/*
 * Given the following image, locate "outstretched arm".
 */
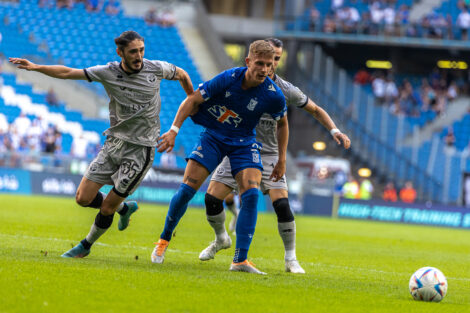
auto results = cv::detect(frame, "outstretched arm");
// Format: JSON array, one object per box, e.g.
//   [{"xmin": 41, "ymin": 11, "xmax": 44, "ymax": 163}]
[
  {"xmin": 270, "ymin": 115, "xmax": 289, "ymax": 182},
  {"xmin": 174, "ymin": 67, "xmax": 194, "ymax": 96},
  {"xmin": 303, "ymin": 99, "xmax": 351, "ymax": 149},
  {"xmin": 9, "ymin": 58, "xmax": 86, "ymax": 80},
  {"xmin": 157, "ymin": 90, "xmax": 204, "ymax": 153}
]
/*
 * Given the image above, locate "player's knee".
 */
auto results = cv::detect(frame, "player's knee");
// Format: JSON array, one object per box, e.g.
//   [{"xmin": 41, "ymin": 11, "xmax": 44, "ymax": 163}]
[
  {"xmin": 225, "ymin": 193, "xmax": 234, "ymax": 206},
  {"xmin": 100, "ymin": 204, "xmax": 116, "ymax": 216},
  {"xmin": 205, "ymin": 193, "xmax": 224, "ymax": 216},
  {"xmin": 273, "ymin": 198, "xmax": 294, "ymax": 223},
  {"xmin": 75, "ymin": 191, "xmax": 92, "ymax": 207}
]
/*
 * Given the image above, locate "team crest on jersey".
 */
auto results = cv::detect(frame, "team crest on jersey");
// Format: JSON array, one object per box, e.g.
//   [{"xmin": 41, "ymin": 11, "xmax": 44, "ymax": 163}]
[
  {"xmin": 208, "ymin": 105, "xmax": 242, "ymax": 127},
  {"xmin": 247, "ymin": 98, "xmax": 258, "ymax": 111},
  {"xmin": 225, "ymin": 91, "xmax": 231, "ymax": 98},
  {"xmin": 147, "ymin": 74, "xmax": 157, "ymax": 83},
  {"xmin": 268, "ymin": 84, "xmax": 276, "ymax": 92},
  {"xmin": 216, "ymin": 166, "xmax": 225, "ymax": 175}
]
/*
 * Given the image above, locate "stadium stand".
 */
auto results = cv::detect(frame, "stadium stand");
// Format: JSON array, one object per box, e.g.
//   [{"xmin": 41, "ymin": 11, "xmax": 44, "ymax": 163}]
[{"xmin": 0, "ymin": 0, "xmax": 204, "ymax": 169}]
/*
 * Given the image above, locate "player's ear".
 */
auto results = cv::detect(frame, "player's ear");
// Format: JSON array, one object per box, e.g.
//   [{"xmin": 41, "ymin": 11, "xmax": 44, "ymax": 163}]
[
  {"xmin": 245, "ymin": 56, "xmax": 250, "ymax": 67},
  {"xmin": 116, "ymin": 48, "xmax": 122, "ymax": 58}
]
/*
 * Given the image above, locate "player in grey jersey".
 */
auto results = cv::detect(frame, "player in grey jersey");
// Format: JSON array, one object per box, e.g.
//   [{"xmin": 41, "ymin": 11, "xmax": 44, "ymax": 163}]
[
  {"xmin": 9, "ymin": 31, "xmax": 194, "ymax": 258},
  {"xmin": 199, "ymin": 38, "xmax": 351, "ymax": 273}
]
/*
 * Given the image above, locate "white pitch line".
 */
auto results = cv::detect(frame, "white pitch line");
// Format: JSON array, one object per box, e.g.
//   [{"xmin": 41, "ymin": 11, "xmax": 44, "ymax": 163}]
[{"xmin": 1, "ymin": 232, "xmax": 469, "ymax": 282}]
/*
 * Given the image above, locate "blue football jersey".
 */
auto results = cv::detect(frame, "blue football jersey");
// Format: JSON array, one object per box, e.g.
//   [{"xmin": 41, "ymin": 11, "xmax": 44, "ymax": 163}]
[{"xmin": 191, "ymin": 67, "xmax": 287, "ymax": 146}]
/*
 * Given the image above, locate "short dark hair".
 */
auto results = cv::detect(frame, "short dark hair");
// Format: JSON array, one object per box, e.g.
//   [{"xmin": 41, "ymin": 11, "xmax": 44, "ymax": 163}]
[
  {"xmin": 114, "ymin": 31, "xmax": 144, "ymax": 50},
  {"xmin": 265, "ymin": 37, "xmax": 283, "ymax": 48}
]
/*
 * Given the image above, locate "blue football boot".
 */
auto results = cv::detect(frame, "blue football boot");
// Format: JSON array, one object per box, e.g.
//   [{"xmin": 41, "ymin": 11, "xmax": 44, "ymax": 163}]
[
  {"xmin": 61, "ymin": 242, "xmax": 90, "ymax": 258},
  {"xmin": 118, "ymin": 201, "xmax": 139, "ymax": 231}
]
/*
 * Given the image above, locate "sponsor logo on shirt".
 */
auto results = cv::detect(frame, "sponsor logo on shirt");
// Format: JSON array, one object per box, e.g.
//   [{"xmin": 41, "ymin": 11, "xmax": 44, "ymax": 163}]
[
  {"xmin": 247, "ymin": 98, "xmax": 258, "ymax": 111},
  {"xmin": 208, "ymin": 105, "xmax": 242, "ymax": 127},
  {"xmin": 268, "ymin": 84, "xmax": 276, "ymax": 92},
  {"xmin": 192, "ymin": 150, "xmax": 204, "ymax": 158}
]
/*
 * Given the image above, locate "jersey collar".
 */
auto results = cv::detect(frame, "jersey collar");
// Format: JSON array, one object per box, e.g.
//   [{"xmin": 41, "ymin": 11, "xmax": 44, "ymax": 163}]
[{"xmin": 119, "ymin": 61, "xmax": 144, "ymax": 76}]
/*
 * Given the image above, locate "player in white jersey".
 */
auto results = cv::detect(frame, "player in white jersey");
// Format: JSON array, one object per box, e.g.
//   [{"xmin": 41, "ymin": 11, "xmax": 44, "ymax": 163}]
[
  {"xmin": 9, "ymin": 31, "xmax": 194, "ymax": 258},
  {"xmin": 199, "ymin": 38, "xmax": 351, "ymax": 273}
]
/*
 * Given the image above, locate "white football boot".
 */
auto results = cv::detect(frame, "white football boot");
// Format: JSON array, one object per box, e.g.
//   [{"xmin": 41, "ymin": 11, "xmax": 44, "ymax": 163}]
[
  {"xmin": 199, "ymin": 235, "xmax": 232, "ymax": 261},
  {"xmin": 285, "ymin": 259, "xmax": 306, "ymax": 274}
]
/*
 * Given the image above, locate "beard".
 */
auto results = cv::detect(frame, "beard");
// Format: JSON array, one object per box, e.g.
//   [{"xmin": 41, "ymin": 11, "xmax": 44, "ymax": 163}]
[{"xmin": 123, "ymin": 56, "xmax": 143, "ymax": 73}]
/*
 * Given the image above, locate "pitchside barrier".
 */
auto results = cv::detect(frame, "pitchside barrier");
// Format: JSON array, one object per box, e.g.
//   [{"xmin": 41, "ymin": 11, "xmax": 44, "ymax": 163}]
[
  {"xmin": 280, "ymin": 194, "xmax": 470, "ymax": 229},
  {"xmin": 0, "ymin": 167, "xmax": 267, "ymax": 210}
]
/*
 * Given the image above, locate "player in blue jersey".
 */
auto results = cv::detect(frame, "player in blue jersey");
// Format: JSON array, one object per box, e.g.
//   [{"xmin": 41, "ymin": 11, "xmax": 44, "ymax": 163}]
[{"xmin": 152, "ymin": 40, "xmax": 288, "ymax": 274}]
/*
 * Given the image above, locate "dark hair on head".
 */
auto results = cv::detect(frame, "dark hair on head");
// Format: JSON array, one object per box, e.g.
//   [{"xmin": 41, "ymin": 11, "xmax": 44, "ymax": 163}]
[
  {"xmin": 264, "ymin": 37, "xmax": 283, "ymax": 48},
  {"xmin": 114, "ymin": 31, "xmax": 144, "ymax": 50}
]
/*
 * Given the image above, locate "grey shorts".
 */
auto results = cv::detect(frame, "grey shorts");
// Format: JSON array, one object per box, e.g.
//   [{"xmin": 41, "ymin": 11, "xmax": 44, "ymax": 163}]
[
  {"xmin": 85, "ymin": 136, "xmax": 155, "ymax": 197},
  {"xmin": 211, "ymin": 154, "xmax": 287, "ymax": 194}
]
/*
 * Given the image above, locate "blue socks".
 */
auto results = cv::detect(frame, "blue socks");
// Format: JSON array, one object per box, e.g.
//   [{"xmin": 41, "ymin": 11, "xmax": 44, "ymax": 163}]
[
  {"xmin": 160, "ymin": 183, "xmax": 197, "ymax": 241},
  {"xmin": 233, "ymin": 188, "xmax": 259, "ymax": 263}
]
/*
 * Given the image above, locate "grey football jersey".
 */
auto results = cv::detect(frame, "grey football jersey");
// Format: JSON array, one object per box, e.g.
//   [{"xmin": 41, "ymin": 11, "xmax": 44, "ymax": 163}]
[
  {"xmin": 84, "ymin": 59, "xmax": 176, "ymax": 147},
  {"xmin": 256, "ymin": 75, "xmax": 308, "ymax": 155}
]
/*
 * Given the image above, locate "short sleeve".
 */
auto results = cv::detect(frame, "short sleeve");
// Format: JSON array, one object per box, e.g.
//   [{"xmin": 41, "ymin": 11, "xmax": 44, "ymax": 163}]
[
  {"xmin": 84, "ymin": 65, "xmax": 109, "ymax": 83},
  {"xmin": 269, "ymin": 94, "xmax": 287, "ymax": 121},
  {"xmin": 286, "ymin": 83, "xmax": 309, "ymax": 108},
  {"xmin": 198, "ymin": 69, "xmax": 236, "ymax": 102},
  {"xmin": 148, "ymin": 60, "xmax": 177, "ymax": 80}
]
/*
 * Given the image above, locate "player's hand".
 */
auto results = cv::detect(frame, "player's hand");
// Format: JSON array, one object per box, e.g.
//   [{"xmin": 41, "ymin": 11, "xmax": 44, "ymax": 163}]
[
  {"xmin": 269, "ymin": 160, "xmax": 286, "ymax": 182},
  {"xmin": 9, "ymin": 57, "xmax": 37, "ymax": 71},
  {"xmin": 333, "ymin": 132, "xmax": 351, "ymax": 149},
  {"xmin": 157, "ymin": 130, "xmax": 177, "ymax": 153}
]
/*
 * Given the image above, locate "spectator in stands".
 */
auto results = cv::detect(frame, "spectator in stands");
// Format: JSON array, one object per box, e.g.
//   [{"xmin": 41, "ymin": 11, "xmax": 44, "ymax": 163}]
[
  {"xmin": 384, "ymin": 75, "xmax": 398, "ymax": 105},
  {"xmin": 444, "ymin": 126, "xmax": 456, "ymax": 147},
  {"xmin": 56, "ymin": 0, "xmax": 73, "ymax": 9},
  {"xmin": 342, "ymin": 176, "xmax": 359, "ymax": 199},
  {"xmin": 86, "ymin": 0, "xmax": 102, "ymax": 12},
  {"xmin": 420, "ymin": 78, "xmax": 435, "ymax": 112},
  {"xmin": 331, "ymin": 0, "xmax": 344, "ymax": 11},
  {"xmin": 71, "ymin": 134, "xmax": 89, "ymax": 159},
  {"xmin": 46, "ymin": 87, "xmax": 60, "ymax": 107},
  {"xmin": 344, "ymin": 7, "xmax": 361, "ymax": 33},
  {"xmin": 13, "ymin": 112, "xmax": 31, "ymax": 137},
  {"xmin": 358, "ymin": 178, "xmax": 373, "ymax": 200},
  {"xmin": 399, "ymin": 181, "xmax": 417, "ymax": 203},
  {"xmin": 42, "ymin": 124, "xmax": 60, "ymax": 154},
  {"xmin": 354, "ymin": 68, "xmax": 371, "ymax": 85},
  {"xmin": 144, "ymin": 7, "xmax": 159, "ymax": 25},
  {"xmin": 0, "ymin": 113, "xmax": 7, "ymax": 133},
  {"xmin": 309, "ymin": 6, "xmax": 321, "ymax": 31},
  {"xmin": 448, "ymin": 81, "xmax": 459, "ymax": 99},
  {"xmin": 104, "ymin": 0, "xmax": 121, "ymax": 16},
  {"xmin": 369, "ymin": 1, "xmax": 383, "ymax": 35},
  {"xmin": 359, "ymin": 11, "xmax": 372, "ymax": 34},
  {"xmin": 159, "ymin": 9, "xmax": 176, "ymax": 27},
  {"xmin": 372, "ymin": 72, "xmax": 386, "ymax": 104},
  {"xmin": 456, "ymin": 7, "xmax": 470, "ymax": 40},
  {"xmin": 323, "ymin": 12, "xmax": 336, "ymax": 33},
  {"xmin": 38, "ymin": 0, "xmax": 54, "ymax": 9},
  {"xmin": 382, "ymin": 182, "xmax": 397, "ymax": 202},
  {"xmin": 383, "ymin": 5, "xmax": 396, "ymax": 35}
]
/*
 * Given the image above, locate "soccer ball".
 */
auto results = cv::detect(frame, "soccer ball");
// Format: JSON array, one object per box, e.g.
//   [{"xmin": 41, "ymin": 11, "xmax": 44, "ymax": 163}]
[{"xmin": 409, "ymin": 267, "xmax": 448, "ymax": 302}]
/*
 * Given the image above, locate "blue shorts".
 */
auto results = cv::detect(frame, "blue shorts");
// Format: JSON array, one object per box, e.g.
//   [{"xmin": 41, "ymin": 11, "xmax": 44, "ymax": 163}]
[{"xmin": 188, "ymin": 132, "xmax": 263, "ymax": 177}]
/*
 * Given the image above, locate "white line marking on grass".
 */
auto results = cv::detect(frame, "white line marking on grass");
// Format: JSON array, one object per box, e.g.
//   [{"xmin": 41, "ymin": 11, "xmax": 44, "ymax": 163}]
[{"xmin": 2, "ymin": 232, "xmax": 469, "ymax": 282}]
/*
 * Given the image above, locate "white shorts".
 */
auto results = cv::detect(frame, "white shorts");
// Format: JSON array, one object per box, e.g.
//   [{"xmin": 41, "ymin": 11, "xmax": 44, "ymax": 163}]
[
  {"xmin": 85, "ymin": 136, "xmax": 155, "ymax": 197},
  {"xmin": 211, "ymin": 154, "xmax": 287, "ymax": 194}
]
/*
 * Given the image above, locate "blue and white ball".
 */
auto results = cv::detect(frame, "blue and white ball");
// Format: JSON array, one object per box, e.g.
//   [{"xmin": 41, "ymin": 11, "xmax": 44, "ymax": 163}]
[{"xmin": 409, "ymin": 267, "xmax": 448, "ymax": 302}]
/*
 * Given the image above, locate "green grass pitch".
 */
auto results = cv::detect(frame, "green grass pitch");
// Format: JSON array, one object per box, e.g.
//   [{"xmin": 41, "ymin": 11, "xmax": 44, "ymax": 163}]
[{"xmin": 1, "ymin": 194, "xmax": 469, "ymax": 313}]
